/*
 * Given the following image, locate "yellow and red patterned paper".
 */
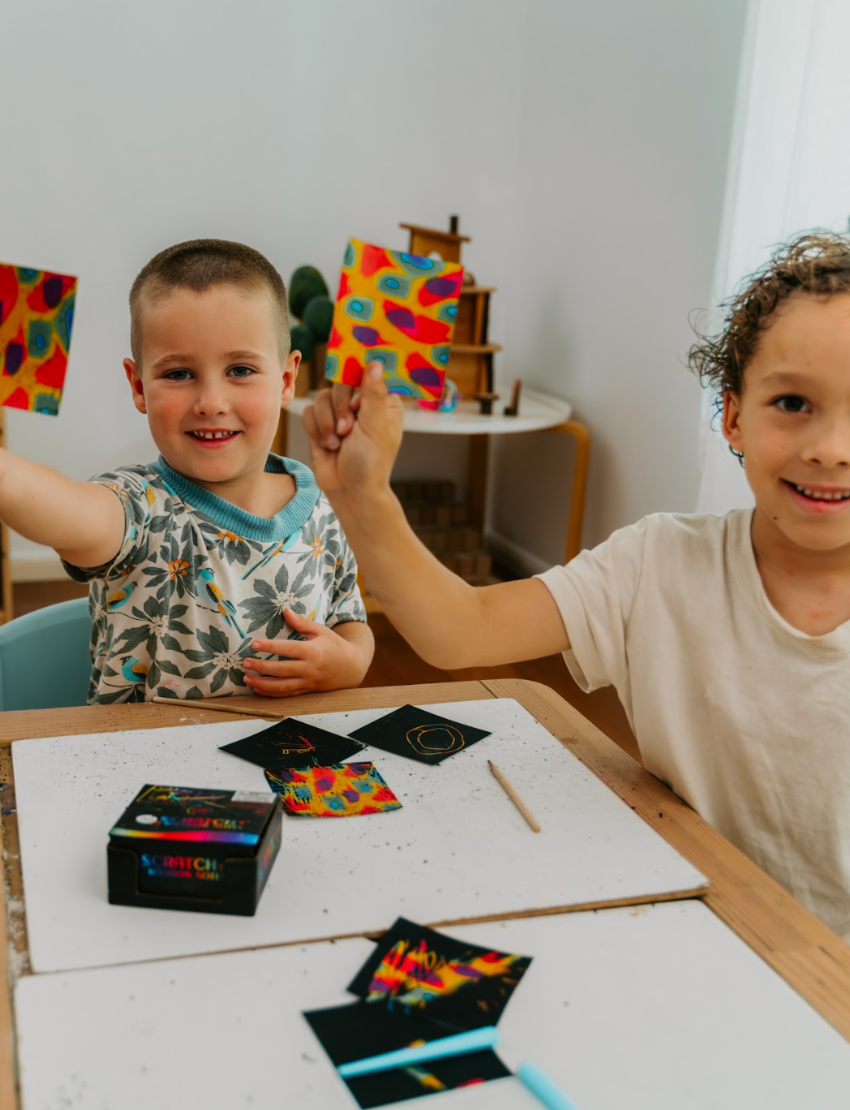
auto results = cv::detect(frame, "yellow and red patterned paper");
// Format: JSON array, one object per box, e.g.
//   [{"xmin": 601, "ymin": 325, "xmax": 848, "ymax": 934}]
[
  {"xmin": 264, "ymin": 762, "xmax": 402, "ymax": 817},
  {"xmin": 0, "ymin": 263, "xmax": 77, "ymax": 415},
  {"xmin": 325, "ymin": 238, "xmax": 463, "ymax": 401}
]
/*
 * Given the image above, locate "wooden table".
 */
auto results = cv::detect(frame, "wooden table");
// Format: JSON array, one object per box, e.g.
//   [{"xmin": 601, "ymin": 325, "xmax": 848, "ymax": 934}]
[{"xmin": 3, "ymin": 678, "xmax": 850, "ymax": 1108}]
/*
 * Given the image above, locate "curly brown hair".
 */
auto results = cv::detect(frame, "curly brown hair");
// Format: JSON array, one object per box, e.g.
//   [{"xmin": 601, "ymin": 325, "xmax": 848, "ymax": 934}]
[{"xmin": 689, "ymin": 230, "xmax": 850, "ymax": 398}]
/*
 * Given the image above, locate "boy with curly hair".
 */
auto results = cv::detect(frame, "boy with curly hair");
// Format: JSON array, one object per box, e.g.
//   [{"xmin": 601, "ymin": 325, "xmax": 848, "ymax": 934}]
[
  {"xmin": 0, "ymin": 238, "xmax": 372, "ymax": 703},
  {"xmin": 304, "ymin": 231, "xmax": 850, "ymax": 941}
]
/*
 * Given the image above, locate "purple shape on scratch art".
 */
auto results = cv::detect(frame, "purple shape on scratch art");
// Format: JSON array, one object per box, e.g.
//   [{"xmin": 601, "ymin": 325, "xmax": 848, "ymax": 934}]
[
  {"xmin": 424, "ymin": 277, "xmax": 457, "ymax": 297},
  {"xmin": 409, "ymin": 364, "xmax": 443, "ymax": 390},
  {"xmin": 385, "ymin": 306, "xmax": 415, "ymax": 330},
  {"xmin": 42, "ymin": 276, "xmax": 64, "ymax": 308},
  {"xmin": 352, "ymin": 325, "xmax": 381, "ymax": 346},
  {"xmin": 4, "ymin": 342, "xmax": 24, "ymax": 375}
]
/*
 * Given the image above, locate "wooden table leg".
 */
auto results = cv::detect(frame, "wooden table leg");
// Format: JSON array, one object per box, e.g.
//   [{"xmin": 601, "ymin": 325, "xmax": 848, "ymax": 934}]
[
  {"xmin": 467, "ymin": 434, "xmax": 490, "ymax": 531},
  {"xmin": 548, "ymin": 419, "xmax": 590, "ymax": 563}
]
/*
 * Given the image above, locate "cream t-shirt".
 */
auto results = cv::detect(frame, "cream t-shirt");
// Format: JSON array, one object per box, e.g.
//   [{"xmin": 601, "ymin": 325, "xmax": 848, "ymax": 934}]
[{"xmin": 538, "ymin": 510, "xmax": 850, "ymax": 942}]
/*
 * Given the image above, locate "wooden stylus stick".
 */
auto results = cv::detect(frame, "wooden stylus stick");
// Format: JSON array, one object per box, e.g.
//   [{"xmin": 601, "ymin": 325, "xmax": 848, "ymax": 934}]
[
  {"xmin": 150, "ymin": 695, "xmax": 286, "ymax": 720},
  {"xmin": 488, "ymin": 760, "xmax": 541, "ymax": 832}
]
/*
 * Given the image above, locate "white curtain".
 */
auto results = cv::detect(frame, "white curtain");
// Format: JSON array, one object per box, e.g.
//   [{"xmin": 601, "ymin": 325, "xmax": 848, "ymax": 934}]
[{"xmin": 697, "ymin": 0, "xmax": 850, "ymax": 513}]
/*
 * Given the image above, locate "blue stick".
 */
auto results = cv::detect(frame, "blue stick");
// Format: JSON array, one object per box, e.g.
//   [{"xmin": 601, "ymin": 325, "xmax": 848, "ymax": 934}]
[
  {"xmin": 517, "ymin": 1061, "xmax": 580, "ymax": 1110},
  {"xmin": 337, "ymin": 1025, "xmax": 500, "ymax": 1078}
]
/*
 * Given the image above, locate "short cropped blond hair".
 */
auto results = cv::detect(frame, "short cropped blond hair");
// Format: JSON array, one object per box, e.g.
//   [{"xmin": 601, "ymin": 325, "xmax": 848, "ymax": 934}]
[{"xmin": 129, "ymin": 238, "xmax": 290, "ymax": 364}]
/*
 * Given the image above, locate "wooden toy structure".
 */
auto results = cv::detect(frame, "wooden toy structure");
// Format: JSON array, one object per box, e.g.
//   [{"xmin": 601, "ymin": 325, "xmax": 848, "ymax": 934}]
[{"xmin": 399, "ymin": 217, "xmax": 499, "ymax": 401}]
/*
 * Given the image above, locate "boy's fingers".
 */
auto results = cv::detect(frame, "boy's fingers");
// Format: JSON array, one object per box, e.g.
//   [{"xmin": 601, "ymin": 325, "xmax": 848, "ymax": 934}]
[
  {"xmin": 357, "ymin": 361, "xmax": 404, "ymax": 436},
  {"xmin": 331, "ymin": 383, "xmax": 356, "ymax": 436},
  {"xmin": 304, "ymin": 391, "xmax": 340, "ymax": 450},
  {"xmin": 250, "ymin": 635, "xmax": 312, "ymax": 659},
  {"xmin": 283, "ymin": 609, "xmax": 325, "ymax": 634},
  {"xmin": 248, "ymin": 677, "xmax": 307, "ymax": 697},
  {"xmin": 356, "ymin": 361, "xmax": 388, "ymax": 424},
  {"xmin": 244, "ymin": 656, "xmax": 307, "ymax": 677}
]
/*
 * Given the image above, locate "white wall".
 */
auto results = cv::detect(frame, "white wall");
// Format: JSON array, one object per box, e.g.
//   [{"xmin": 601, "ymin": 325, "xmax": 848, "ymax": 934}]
[
  {"xmin": 490, "ymin": 1, "xmax": 747, "ymax": 564},
  {"xmin": 2, "ymin": 0, "xmax": 745, "ymax": 577}
]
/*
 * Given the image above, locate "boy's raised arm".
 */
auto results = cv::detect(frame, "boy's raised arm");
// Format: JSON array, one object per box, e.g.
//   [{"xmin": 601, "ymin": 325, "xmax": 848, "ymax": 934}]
[
  {"xmin": 303, "ymin": 366, "xmax": 570, "ymax": 669},
  {"xmin": 0, "ymin": 449, "xmax": 126, "ymax": 569}
]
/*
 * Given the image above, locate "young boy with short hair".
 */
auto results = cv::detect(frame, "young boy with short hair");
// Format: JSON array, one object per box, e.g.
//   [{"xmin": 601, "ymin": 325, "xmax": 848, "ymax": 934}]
[
  {"xmin": 0, "ymin": 238, "xmax": 373, "ymax": 703},
  {"xmin": 304, "ymin": 232, "xmax": 850, "ymax": 942}
]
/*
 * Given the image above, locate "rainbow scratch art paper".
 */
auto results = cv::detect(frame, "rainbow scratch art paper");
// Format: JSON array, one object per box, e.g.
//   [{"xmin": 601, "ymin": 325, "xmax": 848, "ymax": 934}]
[
  {"xmin": 348, "ymin": 917, "xmax": 532, "ymax": 1029},
  {"xmin": 0, "ymin": 262, "xmax": 76, "ymax": 415},
  {"xmin": 324, "ymin": 238, "xmax": 464, "ymax": 401},
  {"xmin": 264, "ymin": 762, "xmax": 402, "ymax": 817},
  {"xmin": 303, "ymin": 1001, "xmax": 510, "ymax": 1109}
]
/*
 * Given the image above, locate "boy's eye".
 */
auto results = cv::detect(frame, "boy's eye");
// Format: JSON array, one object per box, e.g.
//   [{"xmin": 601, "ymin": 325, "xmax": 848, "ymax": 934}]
[
  {"xmin": 163, "ymin": 368, "xmax": 192, "ymax": 382},
  {"xmin": 229, "ymin": 365, "xmax": 256, "ymax": 379},
  {"xmin": 773, "ymin": 394, "xmax": 810, "ymax": 414}
]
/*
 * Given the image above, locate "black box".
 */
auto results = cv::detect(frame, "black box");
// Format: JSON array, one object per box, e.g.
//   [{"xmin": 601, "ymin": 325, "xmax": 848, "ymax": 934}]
[{"xmin": 107, "ymin": 784, "xmax": 283, "ymax": 916}]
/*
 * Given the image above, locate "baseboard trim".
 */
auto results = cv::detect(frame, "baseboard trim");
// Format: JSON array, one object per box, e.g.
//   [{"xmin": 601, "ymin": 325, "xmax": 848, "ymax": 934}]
[
  {"xmin": 485, "ymin": 531, "xmax": 551, "ymax": 579},
  {"xmin": 12, "ymin": 555, "xmax": 67, "ymax": 583}
]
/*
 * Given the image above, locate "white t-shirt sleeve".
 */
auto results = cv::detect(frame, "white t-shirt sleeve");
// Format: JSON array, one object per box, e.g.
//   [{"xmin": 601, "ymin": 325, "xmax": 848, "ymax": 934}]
[{"xmin": 535, "ymin": 517, "xmax": 649, "ymax": 693}]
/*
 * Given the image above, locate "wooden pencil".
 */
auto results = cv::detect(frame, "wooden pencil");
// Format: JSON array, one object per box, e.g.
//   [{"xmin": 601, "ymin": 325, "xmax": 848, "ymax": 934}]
[
  {"xmin": 487, "ymin": 760, "xmax": 541, "ymax": 833},
  {"xmin": 150, "ymin": 695, "xmax": 286, "ymax": 720}
]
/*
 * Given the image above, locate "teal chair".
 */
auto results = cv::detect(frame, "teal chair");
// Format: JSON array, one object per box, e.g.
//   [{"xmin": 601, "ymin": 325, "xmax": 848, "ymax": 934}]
[{"xmin": 0, "ymin": 597, "xmax": 92, "ymax": 711}]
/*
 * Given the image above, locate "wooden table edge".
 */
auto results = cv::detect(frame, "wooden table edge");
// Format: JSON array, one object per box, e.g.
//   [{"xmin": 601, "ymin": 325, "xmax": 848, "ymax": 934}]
[
  {"xmin": 484, "ymin": 677, "xmax": 850, "ymax": 1040},
  {"xmin": 2, "ymin": 676, "xmax": 850, "ymax": 1110}
]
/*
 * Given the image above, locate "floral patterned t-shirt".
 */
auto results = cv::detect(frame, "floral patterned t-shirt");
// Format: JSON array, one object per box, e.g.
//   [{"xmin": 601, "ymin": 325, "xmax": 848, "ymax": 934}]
[{"xmin": 64, "ymin": 454, "xmax": 366, "ymax": 705}]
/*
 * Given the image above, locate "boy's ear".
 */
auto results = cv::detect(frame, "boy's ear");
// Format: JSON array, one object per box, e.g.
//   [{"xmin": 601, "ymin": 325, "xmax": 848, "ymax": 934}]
[
  {"xmin": 124, "ymin": 359, "xmax": 147, "ymax": 415},
  {"xmin": 722, "ymin": 391, "xmax": 743, "ymax": 454},
  {"xmin": 280, "ymin": 350, "xmax": 301, "ymax": 408}
]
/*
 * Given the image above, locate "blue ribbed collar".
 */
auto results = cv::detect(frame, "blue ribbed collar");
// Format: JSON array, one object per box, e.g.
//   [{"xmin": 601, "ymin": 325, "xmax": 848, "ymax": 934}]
[{"xmin": 150, "ymin": 454, "xmax": 320, "ymax": 541}]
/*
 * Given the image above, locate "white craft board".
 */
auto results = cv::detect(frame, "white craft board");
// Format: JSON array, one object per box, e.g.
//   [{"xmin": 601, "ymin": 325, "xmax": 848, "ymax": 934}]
[
  {"xmin": 13, "ymin": 698, "xmax": 706, "ymax": 973},
  {"xmin": 15, "ymin": 901, "xmax": 850, "ymax": 1110}
]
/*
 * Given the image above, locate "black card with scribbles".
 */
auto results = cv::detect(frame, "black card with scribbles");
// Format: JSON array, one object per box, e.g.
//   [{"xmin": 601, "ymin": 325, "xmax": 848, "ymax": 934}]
[
  {"xmin": 348, "ymin": 705, "xmax": 491, "ymax": 766},
  {"xmin": 219, "ymin": 718, "xmax": 364, "ymax": 771}
]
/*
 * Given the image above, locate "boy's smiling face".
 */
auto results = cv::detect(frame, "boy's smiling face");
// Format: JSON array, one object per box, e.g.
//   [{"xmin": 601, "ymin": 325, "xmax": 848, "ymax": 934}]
[
  {"xmin": 723, "ymin": 291, "xmax": 850, "ymax": 555},
  {"xmin": 124, "ymin": 283, "xmax": 298, "ymax": 498}
]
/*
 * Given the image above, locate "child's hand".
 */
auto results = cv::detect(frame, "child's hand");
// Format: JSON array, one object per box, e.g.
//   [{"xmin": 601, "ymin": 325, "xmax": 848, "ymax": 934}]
[
  {"xmin": 242, "ymin": 609, "xmax": 371, "ymax": 697},
  {"xmin": 303, "ymin": 362, "xmax": 404, "ymax": 503}
]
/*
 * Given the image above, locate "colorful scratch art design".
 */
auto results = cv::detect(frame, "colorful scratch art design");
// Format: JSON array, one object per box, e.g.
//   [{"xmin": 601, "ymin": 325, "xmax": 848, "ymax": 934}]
[
  {"xmin": 365, "ymin": 940, "xmax": 525, "ymax": 1009},
  {"xmin": 349, "ymin": 704, "xmax": 492, "ymax": 766},
  {"xmin": 220, "ymin": 718, "xmax": 364, "ymax": 771},
  {"xmin": 303, "ymin": 1000, "xmax": 510, "ymax": 1108},
  {"xmin": 0, "ymin": 262, "xmax": 76, "ymax": 415},
  {"xmin": 348, "ymin": 918, "xmax": 532, "ymax": 1031},
  {"xmin": 406, "ymin": 723, "xmax": 465, "ymax": 758},
  {"xmin": 325, "ymin": 238, "xmax": 463, "ymax": 401},
  {"xmin": 264, "ymin": 762, "xmax": 402, "ymax": 817},
  {"xmin": 304, "ymin": 917, "xmax": 530, "ymax": 1108}
]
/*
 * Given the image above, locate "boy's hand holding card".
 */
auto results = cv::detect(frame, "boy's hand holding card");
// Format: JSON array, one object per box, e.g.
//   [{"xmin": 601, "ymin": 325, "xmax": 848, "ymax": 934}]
[{"xmin": 303, "ymin": 364, "xmax": 405, "ymax": 501}]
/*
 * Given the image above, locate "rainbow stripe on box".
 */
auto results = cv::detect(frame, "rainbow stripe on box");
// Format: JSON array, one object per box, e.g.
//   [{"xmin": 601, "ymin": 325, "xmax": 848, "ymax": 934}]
[{"xmin": 110, "ymin": 828, "xmax": 260, "ymax": 845}]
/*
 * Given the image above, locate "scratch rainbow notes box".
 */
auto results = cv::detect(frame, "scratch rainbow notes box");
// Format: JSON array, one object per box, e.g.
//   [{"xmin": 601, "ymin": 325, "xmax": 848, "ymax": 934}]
[
  {"xmin": 324, "ymin": 238, "xmax": 463, "ymax": 402},
  {"xmin": 107, "ymin": 784, "xmax": 283, "ymax": 916},
  {"xmin": 0, "ymin": 262, "xmax": 77, "ymax": 415}
]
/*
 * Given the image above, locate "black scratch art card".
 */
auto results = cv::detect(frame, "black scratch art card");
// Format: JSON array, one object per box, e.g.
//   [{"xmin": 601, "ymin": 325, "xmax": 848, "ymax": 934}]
[
  {"xmin": 304, "ymin": 1000, "xmax": 510, "ymax": 1108},
  {"xmin": 219, "ymin": 718, "xmax": 364, "ymax": 771},
  {"xmin": 348, "ymin": 917, "xmax": 532, "ymax": 1030},
  {"xmin": 348, "ymin": 705, "xmax": 491, "ymax": 766}
]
